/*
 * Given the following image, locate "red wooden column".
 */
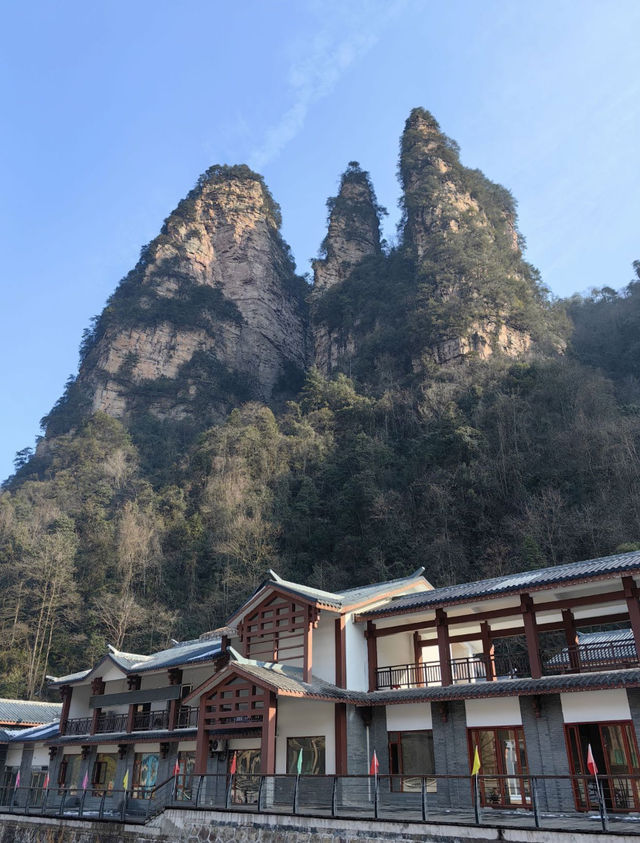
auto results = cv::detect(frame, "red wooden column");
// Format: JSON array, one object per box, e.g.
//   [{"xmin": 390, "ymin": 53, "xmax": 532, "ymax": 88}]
[
  {"xmin": 90, "ymin": 677, "xmax": 105, "ymax": 735},
  {"xmin": 521, "ymin": 594, "xmax": 542, "ymax": 679},
  {"xmin": 194, "ymin": 695, "xmax": 209, "ymax": 775},
  {"xmin": 562, "ymin": 609, "xmax": 580, "ymax": 671},
  {"xmin": 167, "ymin": 668, "xmax": 183, "ymax": 731},
  {"xmin": 480, "ymin": 622, "xmax": 496, "ymax": 681},
  {"xmin": 413, "ymin": 631, "xmax": 424, "ymax": 686},
  {"xmin": 436, "ymin": 609, "xmax": 453, "ymax": 686},
  {"xmin": 334, "ymin": 703, "xmax": 347, "ymax": 775},
  {"xmin": 366, "ymin": 621, "xmax": 378, "ymax": 692},
  {"xmin": 59, "ymin": 685, "xmax": 72, "ymax": 735},
  {"xmin": 623, "ymin": 576, "xmax": 640, "ymax": 659},
  {"xmin": 261, "ymin": 692, "xmax": 277, "ymax": 774}
]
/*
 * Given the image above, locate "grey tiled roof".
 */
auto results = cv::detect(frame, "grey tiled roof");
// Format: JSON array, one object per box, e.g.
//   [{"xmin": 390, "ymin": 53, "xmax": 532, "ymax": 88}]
[
  {"xmin": 50, "ymin": 638, "xmax": 222, "ymax": 686},
  {"xmin": 9, "ymin": 722, "xmax": 59, "ymax": 743},
  {"xmin": 368, "ymin": 668, "xmax": 640, "ymax": 704},
  {"xmin": 546, "ymin": 629, "xmax": 636, "ymax": 668},
  {"xmin": 231, "ymin": 567, "xmax": 427, "ymax": 618},
  {"xmin": 363, "ymin": 550, "xmax": 640, "ymax": 618},
  {"xmin": 235, "ymin": 661, "xmax": 360, "ymax": 702},
  {"xmin": 0, "ymin": 698, "xmax": 62, "ymax": 726}
]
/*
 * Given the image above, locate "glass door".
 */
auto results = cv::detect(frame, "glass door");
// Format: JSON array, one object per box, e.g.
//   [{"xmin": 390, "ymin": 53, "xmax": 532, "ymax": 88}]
[{"xmin": 468, "ymin": 727, "xmax": 531, "ymax": 808}]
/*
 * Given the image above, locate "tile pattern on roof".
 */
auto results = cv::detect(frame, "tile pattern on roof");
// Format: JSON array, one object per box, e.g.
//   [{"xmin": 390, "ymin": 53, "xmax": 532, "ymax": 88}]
[
  {"xmin": 0, "ymin": 699, "xmax": 63, "ymax": 725},
  {"xmin": 364, "ymin": 550, "xmax": 640, "ymax": 617}
]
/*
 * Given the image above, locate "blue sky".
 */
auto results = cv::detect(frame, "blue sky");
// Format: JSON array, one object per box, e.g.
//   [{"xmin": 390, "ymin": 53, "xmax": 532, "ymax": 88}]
[{"xmin": 1, "ymin": 0, "xmax": 639, "ymax": 481}]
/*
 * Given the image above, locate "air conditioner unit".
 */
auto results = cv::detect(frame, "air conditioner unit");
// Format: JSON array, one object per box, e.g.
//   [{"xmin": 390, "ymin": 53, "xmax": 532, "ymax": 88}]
[{"xmin": 209, "ymin": 738, "xmax": 228, "ymax": 755}]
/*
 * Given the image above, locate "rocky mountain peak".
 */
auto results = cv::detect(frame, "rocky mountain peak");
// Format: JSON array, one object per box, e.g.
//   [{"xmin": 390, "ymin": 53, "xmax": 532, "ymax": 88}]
[
  {"xmin": 312, "ymin": 162, "xmax": 382, "ymax": 291},
  {"xmin": 43, "ymin": 165, "xmax": 309, "ymax": 439},
  {"xmin": 399, "ymin": 108, "xmax": 549, "ymax": 364}
]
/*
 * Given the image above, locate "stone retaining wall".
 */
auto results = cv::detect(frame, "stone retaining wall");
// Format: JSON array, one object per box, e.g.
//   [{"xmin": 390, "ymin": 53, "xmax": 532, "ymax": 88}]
[{"xmin": 0, "ymin": 810, "xmax": 634, "ymax": 843}]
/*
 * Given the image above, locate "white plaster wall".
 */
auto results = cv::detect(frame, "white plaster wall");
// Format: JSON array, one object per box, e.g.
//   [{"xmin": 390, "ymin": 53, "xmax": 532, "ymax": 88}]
[
  {"xmin": 229, "ymin": 738, "xmax": 261, "ymax": 750},
  {"xmin": 313, "ymin": 615, "xmax": 336, "ymax": 684},
  {"xmin": 5, "ymin": 748, "xmax": 22, "ymax": 767},
  {"xmin": 465, "ymin": 698, "xmax": 522, "ymax": 727},
  {"xmin": 101, "ymin": 664, "xmax": 127, "ymax": 683},
  {"xmin": 67, "ymin": 684, "xmax": 91, "ymax": 718},
  {"xmin": 134, "ymin": 742, "xmax": 160, "ymax": 753},
  {"xmin": 560, "ymin": 689, "xmax": 631, "ymax": 723},
  {"xmin": 346, "ymin": 616, "xmax": 368, "ymax": 691},
  {"xmin": 140, "ymin": 672, "xmax": 167, "ymax": 690},
  {"xmin": 32, "ymin": 746, "xmax": 49, "ymax": 767},
  {"xmin": 377, "ymin": 633, "xmax": 413, "ymax": 669},
  {"xmin": 386, "ymin": 703, "xmax": 432, "ymax": 731},
  {"xmin": 275, "ymin": 698, "xmax": 336, "ymax": 775},
  {"xmin": 183, "ymin": 666, "xmax": 217, "ymax": 689}
]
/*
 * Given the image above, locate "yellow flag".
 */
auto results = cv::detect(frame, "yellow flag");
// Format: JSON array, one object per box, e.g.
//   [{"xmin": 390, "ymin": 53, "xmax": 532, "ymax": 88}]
[
  {"xmin": 471, "ymin": 745, "xmax": 481, "ymax": 776},
  {"xmin": 122, "ymin": 770, "xmax": 129, "ymax": 790}
]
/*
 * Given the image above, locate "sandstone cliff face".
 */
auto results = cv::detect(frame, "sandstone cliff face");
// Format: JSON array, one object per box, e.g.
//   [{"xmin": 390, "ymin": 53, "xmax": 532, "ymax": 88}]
[
  {"xmin": 75, "ymin": 166, "xmax": 309, "ymax": 425},
  {"xmin": 311, "ymin": 164, "xmax": 382, "ymax": 375},
  {"xmin": 400, "ymin": 108, "xmax": 536, "ymax": 364}
]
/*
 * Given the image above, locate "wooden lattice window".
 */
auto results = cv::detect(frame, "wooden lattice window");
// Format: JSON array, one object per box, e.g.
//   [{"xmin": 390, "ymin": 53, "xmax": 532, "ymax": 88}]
[
  {"xmin": 203, "ymin": 675, "xmax": 267, "ymax": 731},
  {"xmin": 237, "ymin": 592, "xmax": 317, "ymax": 663}
]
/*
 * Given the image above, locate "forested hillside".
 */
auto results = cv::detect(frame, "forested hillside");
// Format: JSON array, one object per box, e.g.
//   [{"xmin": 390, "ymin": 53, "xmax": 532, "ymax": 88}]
[{"xmin": 1, "ymin": 109, "xmax": 639, "ymax": 699}]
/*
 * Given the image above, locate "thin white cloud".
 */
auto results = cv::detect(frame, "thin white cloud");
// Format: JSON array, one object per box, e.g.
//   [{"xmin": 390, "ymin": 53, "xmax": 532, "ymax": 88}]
[{"xmin": 249, "ymin": 0, "xmax": 408, "ymax": 171}]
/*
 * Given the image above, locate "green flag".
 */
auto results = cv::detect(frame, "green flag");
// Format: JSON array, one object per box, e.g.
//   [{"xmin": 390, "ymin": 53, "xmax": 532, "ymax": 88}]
[{"xmin": 296, "ymin": 748, "xmax": 303, "ymax": 775}]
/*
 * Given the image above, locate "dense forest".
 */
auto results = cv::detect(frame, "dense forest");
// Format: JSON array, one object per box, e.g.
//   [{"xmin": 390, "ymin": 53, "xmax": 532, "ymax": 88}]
[{"xmin": 1, "ymin": 109, "xmax": 639, "ymax": 699}]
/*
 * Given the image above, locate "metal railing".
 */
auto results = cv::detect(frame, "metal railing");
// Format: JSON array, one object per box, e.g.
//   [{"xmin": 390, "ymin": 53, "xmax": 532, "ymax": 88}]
[
  {"xmin": 95, "ymin": 712, "xmax": 128, "ymax": 733},
  {"xmin": 377, "ymin": 640, "xmax": 640, "ymax": 690},
  {"xmin": 176, "ymin": 706, "xmax": 198, "ymax": 728},
  {"xmin": 543, "ymin": 639, "xmax": 640, "ymax": 674},
  {"xmin": 132, "ymin": 709, "xmax": 169, "ymax": 731},
  {"xmin": 2, "ymin": 773, "xmax": 640, "ymax": 832},
  {"xmin": 62, "ymin": 717, "xmax": 93, "ymax": 736}
]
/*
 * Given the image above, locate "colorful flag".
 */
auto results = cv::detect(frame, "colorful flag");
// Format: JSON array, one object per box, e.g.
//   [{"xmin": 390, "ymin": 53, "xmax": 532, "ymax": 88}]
[
  {"xmin": 82, "ymin": 770, "xmax": 89, "ymax": 791},
  {"xmin": 173, "ymin": 759, "xmax": 181, "ymax": 777},
  {"xmin": 14, "ymin": 771, "xmax": 20, "ymax": 789},
  {"xmin": 587, "ymin": 744, "xmax": 598, "ymax": 776},
  {"xmin": 122, "ymin": 769, "xmax": 129, "ymax": 790},
  {"xmin": 296, "ymin": 748, "xmax": 303, "ymax": 775},
  {"xmin": 43, "ymin": 773, "xmax": 50, "ymax": 789},
  {"xmin": 229, "ymin": 751, "xmax": 237, "ymax": 775},
  {"xmin": 369, "ymin": 749, "xmax": 379, "ymax": 776},
  {"xmin": 471, "ymin": 745, "xmax": 481, "ymax": 776}
]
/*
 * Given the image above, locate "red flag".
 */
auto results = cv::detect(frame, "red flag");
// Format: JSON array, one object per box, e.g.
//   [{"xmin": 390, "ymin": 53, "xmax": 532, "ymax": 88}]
[
  {"xmin": 229, "ymin": 751, "xmax": 237, "ymax": 775},
  {"xmin": 369, "ymin": 749, "xmax": 379, "ymax": 776},
  {"xmin": 43, "ymin": 773, "xmax": 50, "ymax": 789},
  {"xmin": 173, "ymin": 759, "xmax": 180, "ymax": 777},
  {"xmin": 587, "ymin": 743, "xmax": 598, "ymax": 776}
]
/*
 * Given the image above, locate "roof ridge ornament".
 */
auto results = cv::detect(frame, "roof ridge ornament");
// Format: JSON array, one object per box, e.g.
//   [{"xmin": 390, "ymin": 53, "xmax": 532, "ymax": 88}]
[{"xmin": 268, "ymin": 568, "xmax": 284, "ymax": 583}]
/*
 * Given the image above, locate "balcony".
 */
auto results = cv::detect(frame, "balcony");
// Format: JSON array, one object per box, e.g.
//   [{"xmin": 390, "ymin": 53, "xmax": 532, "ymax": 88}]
[
  {"xmin": 63, "ymin": 717, "xmax": 93, "ymax": 736},
  {"xmin": 132, "ymin": 709, "xmax": 169, "ymax": 731},
  {"xmin": 95, "ymin": 712, "xmax": 128, "ymax": 733},
  {"xmin": 375, "ymin": 639, "xmax": 640, "ymax": 690},
  {"xmin": 176, "ymin": 706, "xmax": 198, "ymax": 728}
]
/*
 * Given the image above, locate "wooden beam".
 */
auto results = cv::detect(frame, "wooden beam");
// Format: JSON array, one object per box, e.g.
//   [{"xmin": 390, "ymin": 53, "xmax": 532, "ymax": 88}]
[
  {"xmin": 304, "ymin": 606, "xmax": 313, "ymax": 683},
  {"xmin": 59, "ymin": 686, "xmax": 72, "ymax": 735},
  {"xmin": 334, "ymin": 703, "xmax": 347, "ymax": 775},
  {"xmin": 562, "ymin": 609, "xmax": 580, "ymax": 671},
  {"xmin": 436, "ymin": 609, "xmax": 452, "ymax": 686},
  {"xmin": 623, "ymin": 576, "xmax": 640, "ymax": 658},
  {"xmin": 521, "ymin": 594, "xmax": 542, "ymax": 679},
  {"xmin": 194, "ymin": 696, "xmax": 209, "ymax": 775},
  {"xmin": 371, "ymin": 589, "xmax": 629, "ymax": 637},
  {"xmin": 366, "ymin": 621, "xmax": 378, "ymax": 692},
  {"xmin": 261, "ymin": 692, "xmax": 277, "ymax": 775},
  {"xmin": 480, "ymin": 622, "xmax": 496, "ymax": 681}
]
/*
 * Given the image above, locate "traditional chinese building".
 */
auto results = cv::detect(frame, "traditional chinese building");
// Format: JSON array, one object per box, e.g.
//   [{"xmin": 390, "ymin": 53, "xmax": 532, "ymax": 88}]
[{"xmin": 5, "ymin": 550, "xmax": 640, "ymax": 816}]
